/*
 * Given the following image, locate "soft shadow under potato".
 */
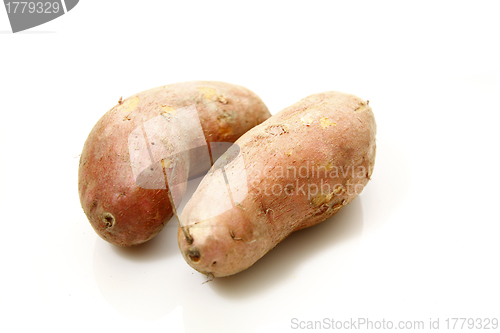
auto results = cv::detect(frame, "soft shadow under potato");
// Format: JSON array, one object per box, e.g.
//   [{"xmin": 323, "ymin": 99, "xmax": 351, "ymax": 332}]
[
  {"xmin": 208, "ymin": 197, "xmax": 364, "ymax": 299},
  {"xmin": 109, "ymin": 175, "xmax": 205, "ymax": 262},
  {"xmin": 110, "ymin": 220, "xmax": 180, "ymax": 262}
]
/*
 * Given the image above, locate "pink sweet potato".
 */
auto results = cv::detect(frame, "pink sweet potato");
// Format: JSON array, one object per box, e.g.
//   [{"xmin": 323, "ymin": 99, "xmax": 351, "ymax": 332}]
[
  {"xmin": 78, "ymin": 81, "xmax": 270, "ymax": 246},
  {"xmin": 178, "ymin": 91, "xmax": 376, "ymax": 277}
]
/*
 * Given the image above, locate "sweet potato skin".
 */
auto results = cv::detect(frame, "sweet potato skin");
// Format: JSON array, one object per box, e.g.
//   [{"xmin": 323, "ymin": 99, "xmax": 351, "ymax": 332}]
[
  {"xmin": 178, "ymin": 91, "xmax": 376, "ymax": 277},
  {"xmin": 78, "ymin": 81, "xmax": 270, "ymax": 246}
]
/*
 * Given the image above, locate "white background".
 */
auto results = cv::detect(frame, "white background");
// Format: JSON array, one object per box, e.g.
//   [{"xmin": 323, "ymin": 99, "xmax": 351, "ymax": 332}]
[{"xmin": 1, "ymin": 1, "xmax": 499, "ymax": 332}]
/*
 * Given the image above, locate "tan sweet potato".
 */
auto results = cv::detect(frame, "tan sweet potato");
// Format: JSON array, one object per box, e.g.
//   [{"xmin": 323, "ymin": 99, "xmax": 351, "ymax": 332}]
[
  {"xmin": 78, "ymin": 81, "xmax": 270, "ymax": 246},
  {"xmin": 178, "ymin": 91, "xmax": 376, "ymax": 277}
]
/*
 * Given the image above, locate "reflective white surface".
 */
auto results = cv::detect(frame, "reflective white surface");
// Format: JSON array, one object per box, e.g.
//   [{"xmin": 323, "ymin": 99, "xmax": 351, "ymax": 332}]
[{"xmin": 1, "ymin": 1, "xmax": 499, "ymax": 332}]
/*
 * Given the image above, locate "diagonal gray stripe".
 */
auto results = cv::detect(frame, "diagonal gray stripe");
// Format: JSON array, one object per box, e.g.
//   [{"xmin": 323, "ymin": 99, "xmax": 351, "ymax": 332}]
[{"xmin": 64, "ymin": 0, "xmax": 78, "ymax": 12}]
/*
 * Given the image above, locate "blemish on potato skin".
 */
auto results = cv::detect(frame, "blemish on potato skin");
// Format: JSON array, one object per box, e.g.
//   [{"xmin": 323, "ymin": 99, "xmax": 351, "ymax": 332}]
[
  {"xmin": 334, "ymin": 185, "xmax": 344, "ymax": 194},
  {"xmin": 300, "ymin": 115, "xmax": 314, "ymax": 125},
  {"xmin": 332, "ymin": 202, "xmax": 343, "ymax": 211},
  {"xmin": 198, "ymin": 87, "xmax": 217, "ymax": 100},
  {"xmin": 354, "ymin": 102, "xmax": 368, "ymax": 112},
  {"xmin": 117, "ymin": 96, "xmax": 140, "ymax": 113},
  {"xmin": 102, "ymin": 212, "xmax": 115, "ymax": 228},
  {"xmin": 315, "ymin": 203, "xmax": 329, "ymax": 215},
  {"xmin": 230, "ymin": 230, "xmax": 240, "ymax": 240},
  {"xmin": 160, "ymin": 105, "xmax": 176, "ymax": 115},
  {"xmin": 230, "ymin": 230, "xmax": 257, "ymax": 244},
  {"xmin": 320, "ymin": 117, "xmax": 336, "ymax": 128},
  {"xmin": 216, "ymin": 110, "xmax": 237, "ymax": 139},
  {"xmin": 284, "ymin": 184, "xmax": 295, "ymax": 195},
  {"xmin": 218, "ymin": 96, "xmax": 228, "ymax": 104},
  {"xmin": 265, "ymin": 124, "xmax": 288, "ymax": 135},
  {"xmin": 265, "ymin": 208, "xmax": 274, "ymax": 219},
  {"xmin": 312, "ymin": 195, "xmax": 327, "ymax": 206},
  {"xmin": 187, "ymin": 249, "xmax": 201, "ymax": 263},
  {"xmin": 198, "ymin": 87, "xmax": 227, "ymax": 104}
]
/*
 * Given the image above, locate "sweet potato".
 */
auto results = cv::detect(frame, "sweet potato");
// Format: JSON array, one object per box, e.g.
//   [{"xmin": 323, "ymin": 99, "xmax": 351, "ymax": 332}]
[
  {"xmin": 78, "ymin": 81, "xmax": 270, "ymax": 246},
  {"xmin": 178, "ymin": 91, "xmax": 376, "ymax": 277}
]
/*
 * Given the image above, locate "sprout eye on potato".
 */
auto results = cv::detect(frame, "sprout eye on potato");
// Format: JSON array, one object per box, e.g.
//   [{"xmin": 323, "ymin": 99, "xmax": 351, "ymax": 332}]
[
  {"xmin": 78, "ymin": 81, "xmax": 270, "ymax": 246},
  {"xmin": 177, "ymin": 91, "xmax": 376, "ymax": 277}
]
